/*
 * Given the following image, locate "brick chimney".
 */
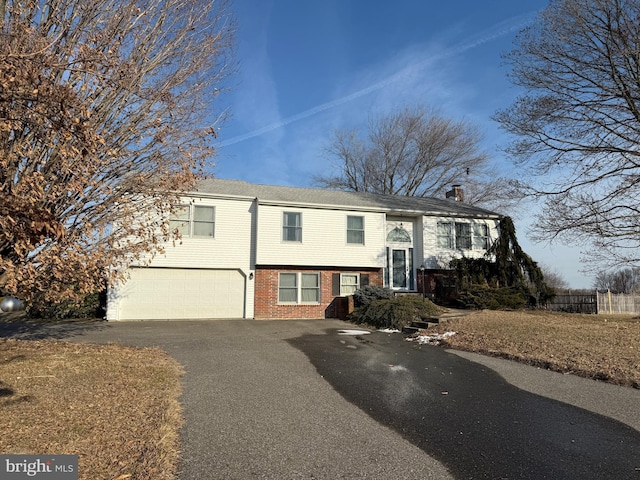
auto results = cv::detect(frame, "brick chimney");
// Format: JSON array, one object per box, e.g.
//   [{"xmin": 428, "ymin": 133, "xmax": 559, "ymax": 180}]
[{"xmin": 446, "ymin": 184, "xmax": 464, "ymax": 202}]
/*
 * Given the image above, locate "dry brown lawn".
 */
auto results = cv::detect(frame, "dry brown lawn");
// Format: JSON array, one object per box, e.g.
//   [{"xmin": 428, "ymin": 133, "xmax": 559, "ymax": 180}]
[
  {"xmin": 0, "ymin": 339, "xmax": 183, "ymax": 480},
  {"xmin": 432, "ymin": 309, "xmax": 640, "ymax": 389}
]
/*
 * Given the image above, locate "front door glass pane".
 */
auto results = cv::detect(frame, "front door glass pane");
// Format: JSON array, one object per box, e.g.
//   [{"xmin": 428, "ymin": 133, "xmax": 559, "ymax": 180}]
[{"xmin": 392, "ymin": 250, "xmax": 407, "ymax": 288}]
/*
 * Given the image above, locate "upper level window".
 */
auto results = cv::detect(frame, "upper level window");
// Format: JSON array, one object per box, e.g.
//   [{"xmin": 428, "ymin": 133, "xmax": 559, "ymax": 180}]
[
  {"xmin": 474, "ymin": 224, "xmax": 490, "ymax": 250},
  {"xmin": 387, "ymin": 225, "xmax": 411, "ymax": 242},
  {"xmin": 193, "ymin": 206, "xmax": 215, "ymax": 237},
  {"xmin": 437, "ymin": 221, "xmax": 488, "ymax": 250},
  {"xmin": 347, "ymin": 216, "xmax": 364, "ymax": 244},
  {"xmin": 169, "ymin": 205, "xmax": 190, "ymax": 236},
  {"xmin": 437, "ymin": 222, "xmax": 453, "ymax": 249},
  {"xmin": 283, "ymin": 212, "xmax": 302, "ymax": 242},
  {"xmin": 169, "ymin": 205, "xmax": 215, "ymax": 238},
  {"xmin": 455, "ymin": 223, "xmax": 472, "ymax": 250}
]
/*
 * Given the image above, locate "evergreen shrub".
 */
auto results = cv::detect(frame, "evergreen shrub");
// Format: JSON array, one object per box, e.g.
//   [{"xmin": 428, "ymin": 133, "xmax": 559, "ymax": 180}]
[
  {"xmin": 350, "ymin": 295, "xmax": 443, "ymax": 330},
  {"xmin": 352, "ymin": 285, "xmax": 394, "ymax": 308}
]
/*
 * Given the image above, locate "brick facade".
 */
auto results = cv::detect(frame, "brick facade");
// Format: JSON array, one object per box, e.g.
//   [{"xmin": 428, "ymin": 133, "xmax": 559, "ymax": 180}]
[{"xmin": 254, "ymin": 266, "xmax": 383, "ymax": 319}]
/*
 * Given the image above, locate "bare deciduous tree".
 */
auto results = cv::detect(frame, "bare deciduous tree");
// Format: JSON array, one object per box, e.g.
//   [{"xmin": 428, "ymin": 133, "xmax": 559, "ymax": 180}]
[
  {"xmin": 539, "ymin": 265, "xmax": 569, "ymax": 291},
  {"xmin": 495, "ymin": 0, "xmax": 640, "ymax": 269},
  {"xmin": 0, "ymin": 0, "xmax": 234, "ymax": 306},
  {"xmin": 314, "ymin": 107, "xmax": 506, "ymax": 208},
  {"xmin": 593, "ymin": 267, "xmax": 640, "ymax": 293}
]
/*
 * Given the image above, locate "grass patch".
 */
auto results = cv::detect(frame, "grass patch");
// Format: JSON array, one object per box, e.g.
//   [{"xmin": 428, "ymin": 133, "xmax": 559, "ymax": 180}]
[
  {"xmin": 430, "ymin": 310, "xmax": 640, "ymax": 388},
  {"xmin": 0, "ymin": 339, "xmax": 183, "ymax": 479}
]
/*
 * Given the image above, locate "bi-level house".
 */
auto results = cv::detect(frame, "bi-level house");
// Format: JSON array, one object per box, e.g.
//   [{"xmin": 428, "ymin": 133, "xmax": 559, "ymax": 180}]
[{"xmin": 106, "ymin": 179, "xmax": 502, "ymax": 320}]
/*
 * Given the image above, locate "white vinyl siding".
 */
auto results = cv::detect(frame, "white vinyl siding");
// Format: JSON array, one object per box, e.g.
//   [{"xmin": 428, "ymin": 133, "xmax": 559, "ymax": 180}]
[
  {"xmin": 154, "ymin": 198, "xmax": 252, "ymax": 269},
  {"xmin": 112, "ymin": 196, "xmax": 256, "ymax": 320},
  {"xmin": 257, "ymin": 205, "xmax": 386, "ymax": 268},
  {"xmin": 423, "ymin": 217, "xmax": 499, "ymax": 269}
]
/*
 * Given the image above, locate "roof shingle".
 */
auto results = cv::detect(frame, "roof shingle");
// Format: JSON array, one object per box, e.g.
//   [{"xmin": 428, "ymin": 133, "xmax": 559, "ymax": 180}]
[{"xmin": 197, "ymin": 178, "xmax": 501, "ymax": 218}]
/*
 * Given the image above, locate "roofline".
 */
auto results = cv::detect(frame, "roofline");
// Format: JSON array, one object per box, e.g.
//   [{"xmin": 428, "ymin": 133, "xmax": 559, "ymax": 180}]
[{"xmin": 181, "ymin": 190, "xmax": 502, "ymax": 219}]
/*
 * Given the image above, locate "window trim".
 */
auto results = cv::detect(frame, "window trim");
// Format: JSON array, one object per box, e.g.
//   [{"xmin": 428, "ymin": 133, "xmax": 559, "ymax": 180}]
[
  {"xmin": 278, "ymin": 272, "xmax": 320, "ymax": 304},
  {"xmin": 283, "ymin": 211, "xmax": 302, "ymax": 243},
  {"xmin": 455, "ymin": 222, "xmax": 472, "ymax": 250},
  {"xmin": 192, "ymin": 205, "xmax": 216, "ymax": 238},
  {"xmin": 339, "ymin": 273, "xmax": 360, "ymax": 296},
  {"xmin": 436, "ymin": 222, "xmax": 453, "ymax": 249},
  {"xmin": 169, "ymin": 204, "xmax": 215, "ymax": 238},
  {"xmin": 437, "ymin": 221, "xmax": 488, "ymax": 251},
  {"xmin": 473, "ymin": 223, "xmax": 490, "ymax": 250},
  {"xmin": 346, "ymin": 215, "xmax": 365, "ymax": 245}
]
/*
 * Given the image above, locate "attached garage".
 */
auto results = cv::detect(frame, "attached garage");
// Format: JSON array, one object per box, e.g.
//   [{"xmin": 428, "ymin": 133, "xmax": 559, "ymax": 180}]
[{"xmin": 115, "ymin": 268, "xmax": 246, "ymax": 320}]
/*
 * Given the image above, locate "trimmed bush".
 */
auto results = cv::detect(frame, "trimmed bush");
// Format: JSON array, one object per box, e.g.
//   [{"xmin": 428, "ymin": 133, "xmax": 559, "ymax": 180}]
[
  {"xmin": 455, "ymin": 285, "xmax": 527, "ymax": 310},
  {"xmin": 350, "ymin": 295, "xmax": 444, "ymax": 330},
  {"xmin": 353, "ymin": 285, "xmax": 394, "ymax": 308}
]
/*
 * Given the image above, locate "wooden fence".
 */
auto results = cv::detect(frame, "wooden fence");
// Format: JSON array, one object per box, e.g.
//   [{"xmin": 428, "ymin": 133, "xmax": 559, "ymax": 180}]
[
  {"xmin": 545, "ymin": 292, "xmax": 597, "ymax": 314},
  {"xmin": 545, "ymin": 290, "xmax": 640, "ymax": 315},
  {"xmin": 596, "ymin": 291, "xmax": 640, "ymax": 315}
]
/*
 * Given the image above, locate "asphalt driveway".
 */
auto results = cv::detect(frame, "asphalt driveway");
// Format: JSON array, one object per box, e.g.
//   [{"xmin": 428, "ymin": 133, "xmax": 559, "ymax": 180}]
[
  {"xmin": 66, "ymin": 319, "xmax": 454, "ymax": 479},
  {"xmin": 6, "ymin": 318, "xmax": 640, "ymax": 479},
  {"xmin": 291, "ymin": 327, "xmax": 640, "ymax": 479}
]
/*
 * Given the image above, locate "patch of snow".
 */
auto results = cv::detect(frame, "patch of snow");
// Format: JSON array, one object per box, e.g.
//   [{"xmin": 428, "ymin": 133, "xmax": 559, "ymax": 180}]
[
  {"xmin": 337, "ymin": 329, "xmax": 371, "ymax": 336},
  {"xmin": 378, "ymin": 328, "xmax": 401, "ymax": 333},
  {"xmin": 406, "ymin": 331, "xmax": 457, "ymax": 345},
  {"xmin": 388, "ymin": 364, "xmax": 408, "ymax": 372}
]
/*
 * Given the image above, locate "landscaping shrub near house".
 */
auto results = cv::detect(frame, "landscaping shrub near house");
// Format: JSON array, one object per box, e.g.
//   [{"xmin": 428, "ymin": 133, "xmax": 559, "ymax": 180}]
[
  {"xmin": 28, "ymin": 291, "xmax": 106, "ymax": 319},
  {"xmin": 350, "ymin": 295, "xmax": 444, "ymax": 330},
  {"xmin": 353, "ymin": 285, "xmax": 394, "ymax": 308},
  {"xmin": 455, "ymin": 284, "xmax": 528, "ymax": 310}
]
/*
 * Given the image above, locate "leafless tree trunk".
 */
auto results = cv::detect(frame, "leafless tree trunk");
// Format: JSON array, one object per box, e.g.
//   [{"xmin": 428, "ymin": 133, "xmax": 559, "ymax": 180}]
[
  {"xmin": 0, "ymin": 0, "xmax": 235, "ymax": 305},
  {"xmin": 495, "ymin": 0, "xmax": 640, "ymax": 269}
]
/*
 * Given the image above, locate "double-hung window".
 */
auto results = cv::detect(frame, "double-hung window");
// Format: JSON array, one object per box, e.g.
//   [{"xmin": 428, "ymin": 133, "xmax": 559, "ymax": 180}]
[
  {"xmin": 473, "ymin": 224, "xmax": 490, "ymax": 250},
  {"xmin": 437, "ymin": 222, "xmax": 453, "ymax": 249},
  {"xmin": 278, "ymin": 272, "xmax": 320, "ymax": 303},
  {"xmin": 193, "ymin": 206, "xmax": 215, "ymax": 237},
  {"xmin": 169, "ymin": 205, "xmax": 215, "ymax": 238},
  {"xmin": 283, "ymin": 212, "xmax": 302, "ymax": 242},
  {"xmin": 347, "ymin": 216, "xmax": 365, "ymax": 244},
  {"xmin": 340, "ymin": 273, "xmax": 360, "ymax": 295},
  {"xmin": 455, "ymin": 222, "xmax": 472, "ymax": 250},
  {"xmin": 169, "ymin": 205, "xmax": 191, "ymax": 236}
]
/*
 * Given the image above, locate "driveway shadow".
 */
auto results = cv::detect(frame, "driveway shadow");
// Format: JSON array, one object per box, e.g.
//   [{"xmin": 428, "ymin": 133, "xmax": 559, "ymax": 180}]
[
  {"xmin": 289, "ymin": 328, "xmax": 640, "ymax": 480},
  {"xmin": 0, "ymin": 312, "xmax": 108, "ymax": 340}
]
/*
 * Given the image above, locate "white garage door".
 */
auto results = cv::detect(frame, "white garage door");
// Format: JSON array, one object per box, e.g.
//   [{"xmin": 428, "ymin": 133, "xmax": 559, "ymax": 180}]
[{"xmin": 117, "ymin": 268, "xmax": 245, "ymax": 320}]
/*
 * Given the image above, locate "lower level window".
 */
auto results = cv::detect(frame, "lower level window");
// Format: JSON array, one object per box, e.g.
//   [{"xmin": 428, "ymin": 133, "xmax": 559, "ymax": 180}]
[
  {"xmin": 340, "ymin": 273, "xmax": 360, "ymax": 295},
  {"xmin": 278, "ymin": 272, "xmax": 320, "ymax": 303}
]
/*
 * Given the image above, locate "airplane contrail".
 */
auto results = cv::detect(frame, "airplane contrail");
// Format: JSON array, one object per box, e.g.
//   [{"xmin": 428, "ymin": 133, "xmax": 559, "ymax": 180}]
[{"xmin": 218, "ymin": 12, "xmax": 536, "ymax": 148}]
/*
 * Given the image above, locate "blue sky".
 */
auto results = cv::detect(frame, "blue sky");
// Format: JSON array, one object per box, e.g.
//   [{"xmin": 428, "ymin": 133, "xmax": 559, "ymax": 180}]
[{"xmin": 211, "ymin": 0, "xmax": 593, "ymax": 289}]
